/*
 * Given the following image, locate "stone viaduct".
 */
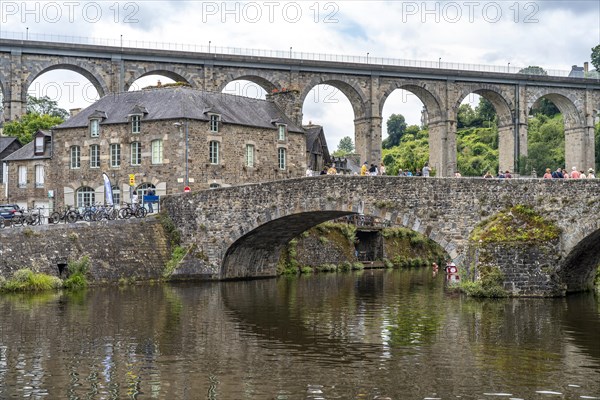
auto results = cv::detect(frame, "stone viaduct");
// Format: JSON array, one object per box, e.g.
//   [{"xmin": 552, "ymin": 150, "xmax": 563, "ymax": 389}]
[
  {"xmin": 162, "ymin": 175, "xmax": 600, "ymax": 296},
  {"xmin": 1, "ymin": 38, "xmax": 600, "ymax": 176}
]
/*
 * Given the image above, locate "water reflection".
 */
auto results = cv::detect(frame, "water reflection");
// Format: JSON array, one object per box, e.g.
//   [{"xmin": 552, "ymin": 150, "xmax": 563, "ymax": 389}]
[{"xmin": 0, "ymin": 270, "xmax": 598, "ymax": 399}]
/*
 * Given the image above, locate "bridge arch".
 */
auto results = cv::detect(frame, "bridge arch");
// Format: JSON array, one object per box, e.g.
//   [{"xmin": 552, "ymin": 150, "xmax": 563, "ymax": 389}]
[
  {"xmin": 216, "ymin": 73, "xmax": 279, "ymax": 94},
  {"xmin": 527, "ymin": 89, "xmax": 592, "ymax": 172},
  {"xmin": 452, "ymin": 84, "xmax": 514, "ymax": 127},
  {"xmin": 220, "ymin": 201, "xmax": 454, "ymax": 279},
  {"xmin": 24, "ymin": 61, "xmax": 109, "ymax": 103},
  {"xmin": 125, "ymin": 68, "xmax": 193, "ymax": 91},
  {"xmin": 527, "ymin": 90, "xmax": 584, "ymax": 129},
  {"xmin": 299, "ymin": 77, "xmax": 368, "ymax": 120},
  {"xmin": 558, "ymin": 222, "xmax": 600, "ymax": 293},
  {"xmin": 378, "ymin": 82, "xmax": 444, "ymax": 123},
  {"xmin": 453, "ymin": 84, "xmax": 515, "ymax": 174}
]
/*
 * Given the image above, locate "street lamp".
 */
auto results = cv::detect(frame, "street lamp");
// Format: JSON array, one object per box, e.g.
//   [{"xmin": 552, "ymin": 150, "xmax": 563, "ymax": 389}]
[
  {"xmin": 173, "ymin": 121, "xmax": 189, "ymax": 187},
  {"xmin": 366, "ymin": 52, "xmax": 369, "ymax": 63},
  {"xmin": 289, "ymin": 46, "xmax": 292, "ymax": 58},
  {"xmin": 209, "ymin": 40, "xmax": 211, "ymax": 53},
  {"xmin": 438, "ymin": 57, "xmax": 441, "ymax": 68},
  {"xmin": 508, "ymin": 62, "xmax": 511, "ymax": 72}
]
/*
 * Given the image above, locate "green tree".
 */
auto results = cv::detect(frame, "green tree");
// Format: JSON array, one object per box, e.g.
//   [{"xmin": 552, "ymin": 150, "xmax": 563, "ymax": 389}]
[
  {"xmin": 591, "ymin": 44, "xmax": 600, "ymax": 71},
  {"xmin": 26, "ymin": 95, "xmax": 69, "ymax": 119},
  {"xmin": 3, "ymin": 112, "xmax": 64, "ymax": 144},
  {"xmin": 335, "ymin": 136, "xmax": 354, "ymax": 155},
  {"xmin": 518, "ymin": 114, "xmax": 565, "ymax": 175},
  {"xmin": 531, "ymin": 97, "xmax": 560, "ymax": 117},
  {"xmin": 518, "ymin": 66, "xmax": 547, "ymax": 76},
  {"xmin": 382, "ymin": 114, "xmax": 407, "ymax": 149},
  {"xmin": 457, "ymin": 104, "xmax": 477, "ymax": 128},
  {"xmin": 475, "ymin": 97, "xmax": 496, "ymax": 126}
]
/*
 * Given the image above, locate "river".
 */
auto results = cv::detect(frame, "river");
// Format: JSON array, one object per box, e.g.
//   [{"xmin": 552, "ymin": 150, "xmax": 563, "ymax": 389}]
[{"xmin": 0, "ymin": 269, "xmax": 598, "ymax": 399}]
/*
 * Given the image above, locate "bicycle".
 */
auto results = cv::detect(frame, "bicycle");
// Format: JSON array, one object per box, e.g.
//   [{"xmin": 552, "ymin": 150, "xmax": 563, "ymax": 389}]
[
  {"xmin": 119, "ymin": 202, "xmax": 147, "ymax": 219},
  {"xmin": 21, "ymin": 208, "xmax": 43, "ymax": 226},
  {"xmin": 50, "ymin": 206, "xmax": 78, "ymax": 224}
]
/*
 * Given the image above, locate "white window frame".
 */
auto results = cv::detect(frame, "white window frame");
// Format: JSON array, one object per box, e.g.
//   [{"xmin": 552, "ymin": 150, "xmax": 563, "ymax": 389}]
[
  {"xmin": 111, "ymin": 185, "xmax": 120, "ymax": 206},
  {"xmin": 76, "ymin": 187, "xmax": 95, "ymax": 208},
  {"xmin": 209, "ymin": 141, "xmax": 220, "ymax": 164},
  {"xmin": 246, "ymin": 144, "xmax": 255, "ymax": 168},
  {"xmin": 210, "ymin": 114, "xmax": 220, "ymax": 133},
  {"xmin": 90, "ymin": 119, "xmax": 100, "ymax": 137},
  {"xmin": 18, "ymin": 166, "xmax": 27, "ymax": 188},
  {"xmin": 110, "ymin": 144, "xmax": 121, "ymax": 168},
  {"xmin": 130, "ymin": 142, "xmax": 141, "ymax": 166},
  {"xmin": 70, "ymin": 146, "xmax": 81, "ymax": 169},
  {"xmin": 151, "ymin": 139, "xmax": 163, "ymax": 165},
  {"xmin": 131, "ymin": 115, "xmax": 141, "ymax": 134},
  {"xmin": 90, "ymin": 145, "xmax": 100, "ymax": 169},
  {"xmin": 278, "ymin": 124, "xmax": 287, "ymax": 141},
  {"xmin": 35, "ymin": 165, "xmax": 44, "ymax": 188},
  {"xmin": 35, "ymin": 135, "xmax": 44, "ymax": 154},
  {"xmin": 278, "ymin": 147, "xmax": 286, "ymax": 170}
]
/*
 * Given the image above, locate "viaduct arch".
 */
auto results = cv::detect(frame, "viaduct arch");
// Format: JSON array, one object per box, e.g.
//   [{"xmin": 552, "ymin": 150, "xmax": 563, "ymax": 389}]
[
  {"xmin": 162, "ymin": 176, "xmax": 600, "ymax": 296},
  {"xmin": 1, "ymin": 38, "xmax": 599, "ymax": 175}
]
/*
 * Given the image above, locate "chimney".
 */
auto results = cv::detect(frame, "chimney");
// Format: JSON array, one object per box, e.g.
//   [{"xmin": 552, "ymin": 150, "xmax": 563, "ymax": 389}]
[
  {"xmin": 69, "ymin": 108, "xmax": 82, "ymax": 117},
  {"xmin": 584, "ymin": 62, "xmax": 589, "ymax": 72}
]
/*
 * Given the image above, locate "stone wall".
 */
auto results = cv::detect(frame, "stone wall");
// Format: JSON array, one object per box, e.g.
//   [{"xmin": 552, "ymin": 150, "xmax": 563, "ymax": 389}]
[
  {"xmin": 465, "ymin": 241, "xmax": 564, "ymax": 297},
  {"xmin": 0, "ymin": 217, "xmax": 171, "ymax": 283}
]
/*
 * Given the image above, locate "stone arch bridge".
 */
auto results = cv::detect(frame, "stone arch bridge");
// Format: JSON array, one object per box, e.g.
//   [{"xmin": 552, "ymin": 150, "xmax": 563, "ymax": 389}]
[
  {"xmin": 1, "ymin": 38, "xmax": 600, "ymax": 176},
  {"xmin": 162, "ymin": 176, "xmax": 600, "ymax": 296}
]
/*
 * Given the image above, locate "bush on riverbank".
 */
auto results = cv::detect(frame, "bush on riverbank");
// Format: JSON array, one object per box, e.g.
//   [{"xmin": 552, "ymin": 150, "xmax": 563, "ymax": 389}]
[
  {"xmin": 63, "ymin": 256, "xmax": 90, "ymax": 290},
  {"xmin": 0, "ymin": 269, "xmax": 63, "ymax": 292},
  {"xmin": 456, "ymin": 265, "xmax": 508, "ymax": 298}
]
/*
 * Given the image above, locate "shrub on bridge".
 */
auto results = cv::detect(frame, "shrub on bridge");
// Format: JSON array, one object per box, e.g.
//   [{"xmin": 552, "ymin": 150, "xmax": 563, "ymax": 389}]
[{"xmin": 470, "ymin": 205, "xmax": 560, "ymax": 243}]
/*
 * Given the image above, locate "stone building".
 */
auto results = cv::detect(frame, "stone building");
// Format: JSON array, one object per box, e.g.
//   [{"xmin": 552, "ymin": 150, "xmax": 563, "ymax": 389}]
[
  {"xmin": 0, "ymin": 136, "xmax": 23, "ymax": 202},
  {"xmin": 49, "ymin": 87, "xmax": 307, "ymax": 208},
  {"xmin": 1, "ymin": 136, "xmax": 22, "ymax": 182},
  {"xmin": 2, "ymin": 130, "xmax": 52, "ymax": 210},
  {"xmin": 303, "ymin": 124, "xmax": 330, "ymax": 174}
]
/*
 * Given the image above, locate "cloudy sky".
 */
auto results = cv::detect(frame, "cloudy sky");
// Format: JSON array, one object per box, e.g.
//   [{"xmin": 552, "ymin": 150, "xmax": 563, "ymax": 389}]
[{"xmin": 1, "ymin": 0, "xmax": 599, "ymax": 149}]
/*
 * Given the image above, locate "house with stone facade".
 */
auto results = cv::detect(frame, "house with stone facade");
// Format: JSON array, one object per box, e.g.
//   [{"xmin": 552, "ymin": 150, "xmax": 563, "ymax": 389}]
[
  {"xmin": 2, "ymin": 130, "xmax": 52, "ymax": 210},
  {"xmin": 49, "ymin": 87, "xmax": 307, "ymax": 208},
  {"xmin": 303, "ymin": 124, "xmax": 330, "ymax": 174},
  {"xmin": 0, "ymin": 136, "xmax": 23, "ymax": 201}
]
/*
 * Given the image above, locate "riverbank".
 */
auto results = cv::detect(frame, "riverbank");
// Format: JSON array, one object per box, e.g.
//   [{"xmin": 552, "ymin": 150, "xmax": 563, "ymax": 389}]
[{"xmin": 0, "ymin": 217, "xmax": 171, "ymax": 284}]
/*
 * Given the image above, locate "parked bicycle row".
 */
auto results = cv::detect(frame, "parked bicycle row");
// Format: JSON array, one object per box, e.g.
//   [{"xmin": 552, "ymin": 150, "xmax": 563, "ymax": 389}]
[{"xmin": 0, "ymin": 203, "xmax": 149, "ymax": 229}]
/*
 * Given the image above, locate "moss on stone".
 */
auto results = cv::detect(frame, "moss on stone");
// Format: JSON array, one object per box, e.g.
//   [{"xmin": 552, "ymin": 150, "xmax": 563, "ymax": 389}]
[{"xmin": 470, "ymin": 205, "xmax": 560, "ymax": 243}]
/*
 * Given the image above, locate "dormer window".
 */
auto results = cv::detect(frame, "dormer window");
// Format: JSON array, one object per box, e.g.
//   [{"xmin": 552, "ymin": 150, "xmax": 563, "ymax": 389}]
[
  {"xmin": 90, "ymin": 119, "xmax": 100, "ymax": 137},
  {"xmin": 34, "ymin": 135, "xmax": 45, "ymax": 155},
  {"xmin": 278, "ymin": 124, "xmax": 287, "ymax": 141},
  {"xmin": 131, "ymin": 115, "xmax": 141, "ymax": 134},
  {"xmin": 210, "ymin": 114, "xmax": 220, "ymax": 132}
]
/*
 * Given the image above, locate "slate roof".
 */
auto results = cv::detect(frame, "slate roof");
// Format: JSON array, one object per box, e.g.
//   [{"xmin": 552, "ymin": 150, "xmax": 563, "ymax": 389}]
[
  {"xmin": 304, "ymin": 125, "xmax": 322, "ymax": 153},
  {"xmin": 56, "ymin": 87, "xmax": 304, "ymax": 133},
  {"xmin": 2, "ymin": 131, "xmax": 52, "ymax": 162},
  {"xmin": 0, "ymin": 136, "xmax": 20, "ymax": 154}
]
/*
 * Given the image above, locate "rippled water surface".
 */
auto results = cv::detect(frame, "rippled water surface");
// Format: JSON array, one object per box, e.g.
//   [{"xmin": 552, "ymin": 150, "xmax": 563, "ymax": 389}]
[{"xmin": 0, "ymin": 269, "xmax": 599, "ymax": 399}]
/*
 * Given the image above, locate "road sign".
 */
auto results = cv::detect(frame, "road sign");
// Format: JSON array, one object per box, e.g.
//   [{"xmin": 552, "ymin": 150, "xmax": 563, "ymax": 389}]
[{"xmin": 184, "ymin": 186, "xmax": 191, "ymax": 193}]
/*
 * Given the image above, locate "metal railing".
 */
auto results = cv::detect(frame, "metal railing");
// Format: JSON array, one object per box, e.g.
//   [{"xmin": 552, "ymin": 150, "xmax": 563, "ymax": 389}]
[{"xmin": 1, "ymin": 30, "xmax": 594, "ymax": 79}]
